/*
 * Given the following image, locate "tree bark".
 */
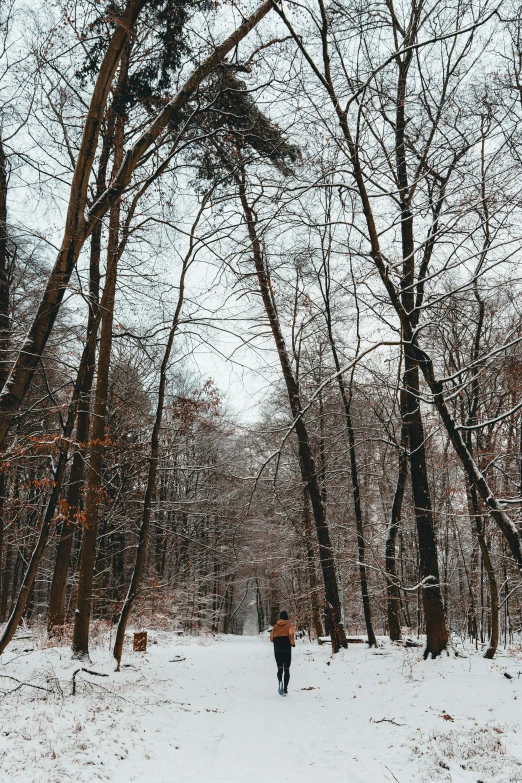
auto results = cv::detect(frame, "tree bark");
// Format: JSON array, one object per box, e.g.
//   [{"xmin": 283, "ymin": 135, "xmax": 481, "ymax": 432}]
[
  {"xmin": 71, "ymin": 241, "xmax": 117, "ymax": 658},
  {"xmin": 303, "ymin": 488, "xmax": 324, "ymax": 640},
  {"xmin": 402, "ymin": 348, "xmax": 448, "ymax": 657},
  {"xmin": 0, "ymin": 133, "xmax": 8, "ymax": 619},
  {"xmin": 386, "ymin": 387, "xmax": 408, "ymax": 642},
  {"xmin": 0, "ymin": 541, "xmax": 12, "ymax": 621},
  {"xmin": 237, "ymin": 170, "xmax": 347, "ymax": 652},
  {"xmin": 223, "ymin": 576, "xmax": 235, "ymax": 634},
  {"xmin": 394, "ymin": 50, "xmax": 448, "ymax": 657},
  {"xmin": 255, "ymin": 577, "xmax": 265, "ymax": 632},
  {"xmin": 71, "ymin": 85, "xmax": 126, "ymax": 657},
  {"xmin": 0, "ymin": 133, "xmax": 9, "ymax": 387}
]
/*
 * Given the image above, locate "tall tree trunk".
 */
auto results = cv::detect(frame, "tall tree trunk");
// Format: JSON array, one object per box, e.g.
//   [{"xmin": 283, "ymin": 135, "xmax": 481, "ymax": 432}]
[
  {"xmin": 466, "ymin": 476, "xmax": 498, "ymax": 658},
  {"xmin": 303, "ymin": 488, "xmax": 324, "ymax": 640},
  {"xmin": 386, "ymin": 387, "xmax": 408, "ymax": 642},
  {"xmin": 255, "ymin": 576, "xmax": 265, "ymax": 632},
  {"xmin": 394, "ymin": 52, "xmax": 448, "ymax": 658},
  {"xmin": 237, "ymin": 170, "xmax": 347, "ymax": 652},
  {"xmin": 223, "ymin": 576, "xmax": 235, "ymax": 634},
  {"xmin": 0, "ymin": 133, "xmax": 9, "ymax": 385},
  {"xmin": 460, "ymin": 200, "xmax": 498, "ymax": 658},
  {"xmin": 46, "ymin": 125, "xmax": 110, "ymax": 633},
  {"xmin": 0, "ymin": 542, "xmax": 12, "ymax": 621},
  {"xmin": 403, "ymin": 349, "xmax": 448, "ymax": 657},
  {"xmin": 317, "ymin": 385, "xmax": 327, "ymax": 506},
  {"xmin": 71, "ymin": 135, "xmax": 124, "ymax": 658},
  {"xmin": 0, "ymin": 133, "xmax": 8, "ymax": 620},
  {"xmin": 269, "ymin": 580, "xmax": 279, "ymax": 626},
  {"xmin": 71, "ymin": 55, "xmax": 130, "ymax": 658},
  {"xmin": 71, "ymin": 234, "xmax": 118, "ymax": 658},
  {"xmin": 323, "ymin": 306, "xmax": 377, "ymax": 647},
  {"xmin": 211, "ymin": 559, "xmax": 221, "ymax": 633}
]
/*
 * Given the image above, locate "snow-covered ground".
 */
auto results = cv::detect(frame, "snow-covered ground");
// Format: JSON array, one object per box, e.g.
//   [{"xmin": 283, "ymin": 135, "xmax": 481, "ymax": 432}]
[{"xmin": 1, "ymin": 631, "xmax": 522, "ymax": 782}]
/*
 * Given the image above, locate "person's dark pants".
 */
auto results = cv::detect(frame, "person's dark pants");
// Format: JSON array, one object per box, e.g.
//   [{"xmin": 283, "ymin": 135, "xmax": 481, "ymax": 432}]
[{"xmin": 274, "ymin": 649, "xmax": 291, "ymax": 691}]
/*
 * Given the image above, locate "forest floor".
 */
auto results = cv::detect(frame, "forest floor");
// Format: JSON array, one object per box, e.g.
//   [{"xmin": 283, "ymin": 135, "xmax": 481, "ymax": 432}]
[{"xmin": 1, "ymin": 630, "xmax": 522, "ymax": 783}]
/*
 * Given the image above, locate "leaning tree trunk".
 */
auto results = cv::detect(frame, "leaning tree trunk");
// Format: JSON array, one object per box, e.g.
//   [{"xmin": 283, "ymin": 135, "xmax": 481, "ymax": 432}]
[
  {"xmin": 0, "ymin": 202, "xmax": 122, "ymax": 647},
  {"xmin": 0, "ymin": 0, "xmax": 275, "ymax": 451},
  {"xmin": 0, "ymin": 444, "xmax": 72, "ymax": 652},
  {"xmin": 237, "ymin": 171, "xmax": 347, "ymax": 652}
]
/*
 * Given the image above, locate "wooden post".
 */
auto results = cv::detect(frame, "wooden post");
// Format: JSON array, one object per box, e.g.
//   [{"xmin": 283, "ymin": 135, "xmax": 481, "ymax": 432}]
[{"xmin": 133, "ymin": 631, "xmax": 147, "ymax": 652}]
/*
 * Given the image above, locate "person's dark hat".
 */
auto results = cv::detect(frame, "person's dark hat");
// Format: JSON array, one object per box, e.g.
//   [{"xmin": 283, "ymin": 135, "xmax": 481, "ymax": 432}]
[{"xmin": 279, "ymin": 610, "xmax": 289, "ymax": 620}]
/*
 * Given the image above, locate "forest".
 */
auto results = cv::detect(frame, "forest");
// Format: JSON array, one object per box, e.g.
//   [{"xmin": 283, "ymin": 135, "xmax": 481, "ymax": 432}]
[{"xmin": 2, "ymin": 0, "xmax": 522, "ymax": 780}]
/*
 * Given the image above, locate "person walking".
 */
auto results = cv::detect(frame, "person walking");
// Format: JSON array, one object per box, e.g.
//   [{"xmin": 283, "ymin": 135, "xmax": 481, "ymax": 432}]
[{"xmin": 270, "ymin": 611, "xmax": 295, "ymax": 695}]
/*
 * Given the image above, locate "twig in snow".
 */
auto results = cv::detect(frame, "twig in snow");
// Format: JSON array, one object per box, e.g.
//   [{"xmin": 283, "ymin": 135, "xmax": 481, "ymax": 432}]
[
  {"xmin": 373, "ymin": 717, "xmax": 405, "ymax": 726},
  {"xmin": 385, "ymin": 766, "xmax": 401, "ymax": 783}
]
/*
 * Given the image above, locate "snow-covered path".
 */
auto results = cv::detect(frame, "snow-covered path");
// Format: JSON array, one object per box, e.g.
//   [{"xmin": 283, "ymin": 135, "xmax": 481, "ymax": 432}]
[
  {"xmin": 3, "ymin": 632, "xmax": 522, "ymax": 782},
  {"xmin": 112, "ymin": 635, "xmax": 396, "ymax": 783}
]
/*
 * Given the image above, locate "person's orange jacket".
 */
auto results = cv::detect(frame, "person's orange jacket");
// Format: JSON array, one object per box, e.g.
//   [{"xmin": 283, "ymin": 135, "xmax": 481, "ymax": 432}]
[{"xmin": 270, "ymin": 619, "xmax": 295, "ymax": 646}]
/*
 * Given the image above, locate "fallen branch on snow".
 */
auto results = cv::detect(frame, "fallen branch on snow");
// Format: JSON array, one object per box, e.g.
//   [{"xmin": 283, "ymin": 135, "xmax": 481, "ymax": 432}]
[
  {"xmin": 71, "ymin": 667, "xmax": 109, "ymax": 696},
  {"xmin": 0, "ymin": 673, "xmax": 54, "ymax": 697},
  {"xmin": 372, "ymin": 717, "xmax": 405, "ymax": 726}
]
